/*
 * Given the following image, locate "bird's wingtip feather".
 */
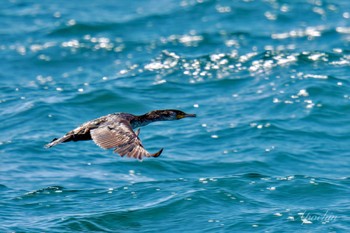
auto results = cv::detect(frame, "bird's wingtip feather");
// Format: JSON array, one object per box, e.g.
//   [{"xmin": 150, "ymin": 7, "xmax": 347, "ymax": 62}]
[{"xmin": 152, "ymin": 148, "xmax": 163, "ymax": 157}]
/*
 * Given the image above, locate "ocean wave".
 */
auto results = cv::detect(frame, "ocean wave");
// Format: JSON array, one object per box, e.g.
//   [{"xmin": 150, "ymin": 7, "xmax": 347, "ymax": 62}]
[{"xmin": 2, "ymin": 0, "xmax": 350, "ymax": 232}]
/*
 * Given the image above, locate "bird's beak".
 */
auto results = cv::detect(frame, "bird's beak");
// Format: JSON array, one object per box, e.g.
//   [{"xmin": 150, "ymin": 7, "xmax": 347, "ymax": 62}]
[
  {"xmin": 177, "ymin": 112, "xmax": 196, "ymax": 119},
  {"xmin": 184, "ymin": 113, "xmax": 196, "ymax": 118}
]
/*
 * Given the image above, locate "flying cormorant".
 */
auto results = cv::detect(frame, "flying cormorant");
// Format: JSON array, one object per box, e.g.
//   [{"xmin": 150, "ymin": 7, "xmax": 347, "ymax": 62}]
[{"xmin": 45, "ymin": 109, "xmax": 196, "ymax": 160}]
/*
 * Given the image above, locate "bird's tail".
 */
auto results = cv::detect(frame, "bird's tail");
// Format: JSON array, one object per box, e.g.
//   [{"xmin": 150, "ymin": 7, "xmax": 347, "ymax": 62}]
[{"xmin": 45, "ymin": 134, "xmax": 72, "ymax": 148}]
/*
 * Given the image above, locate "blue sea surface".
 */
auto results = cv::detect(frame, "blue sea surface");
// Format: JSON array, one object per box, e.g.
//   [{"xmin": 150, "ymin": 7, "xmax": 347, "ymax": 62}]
[{"xmin": 1, "ymin": 0, "xmax": 350, "ymax": 232}]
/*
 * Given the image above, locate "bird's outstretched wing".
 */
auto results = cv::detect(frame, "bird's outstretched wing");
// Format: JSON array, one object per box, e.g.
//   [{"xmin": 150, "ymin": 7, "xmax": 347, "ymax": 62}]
[{"xmin": 90, "ymin": 120, "xmax": 162, "ymax": 160}]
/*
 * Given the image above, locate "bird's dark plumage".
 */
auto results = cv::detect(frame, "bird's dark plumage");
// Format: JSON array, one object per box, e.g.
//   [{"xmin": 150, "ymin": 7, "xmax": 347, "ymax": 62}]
[{"xmin": 45, "ymin": 109, "xmax": 196, "ymax": 160}]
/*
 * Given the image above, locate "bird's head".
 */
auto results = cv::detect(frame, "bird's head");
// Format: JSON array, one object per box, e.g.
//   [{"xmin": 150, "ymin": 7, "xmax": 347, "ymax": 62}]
[{"xmin": 147, "ymin": 109, "xmax": 196, "ymax": 121}]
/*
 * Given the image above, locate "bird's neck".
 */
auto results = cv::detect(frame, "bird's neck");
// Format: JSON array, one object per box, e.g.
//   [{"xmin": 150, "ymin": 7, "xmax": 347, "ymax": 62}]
[{"xmin": 130, "ymin": 113, "xmax": 166, "ymax": 129}]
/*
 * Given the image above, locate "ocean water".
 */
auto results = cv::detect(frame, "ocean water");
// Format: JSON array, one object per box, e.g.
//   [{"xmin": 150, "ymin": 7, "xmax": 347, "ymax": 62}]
[{"xmin": 1, "ymin": 0, "xmax": 350, "ymax": 232}]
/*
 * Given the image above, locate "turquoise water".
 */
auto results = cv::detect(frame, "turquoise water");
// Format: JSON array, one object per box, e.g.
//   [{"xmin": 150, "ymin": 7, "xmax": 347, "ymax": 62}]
[{"xmin": 1, "ymin": 0, "xmax": 350, "ymax": 232}]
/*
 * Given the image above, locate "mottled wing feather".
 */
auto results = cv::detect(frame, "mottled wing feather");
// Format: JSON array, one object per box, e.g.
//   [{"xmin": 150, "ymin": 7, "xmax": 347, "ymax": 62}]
[
  {"xmin": 90, "ymin": 120, "xmax": 162, "ymax": 159},
  {"xmin": 45, "ymin": 117, "xmax": 106, "ymax": 148}
]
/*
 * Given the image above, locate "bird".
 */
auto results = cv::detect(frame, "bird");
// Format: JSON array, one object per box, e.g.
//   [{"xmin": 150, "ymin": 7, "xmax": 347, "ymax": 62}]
[{"xmin": 45, "ymin": 109, "xmax": 196, "ymax": 160}]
